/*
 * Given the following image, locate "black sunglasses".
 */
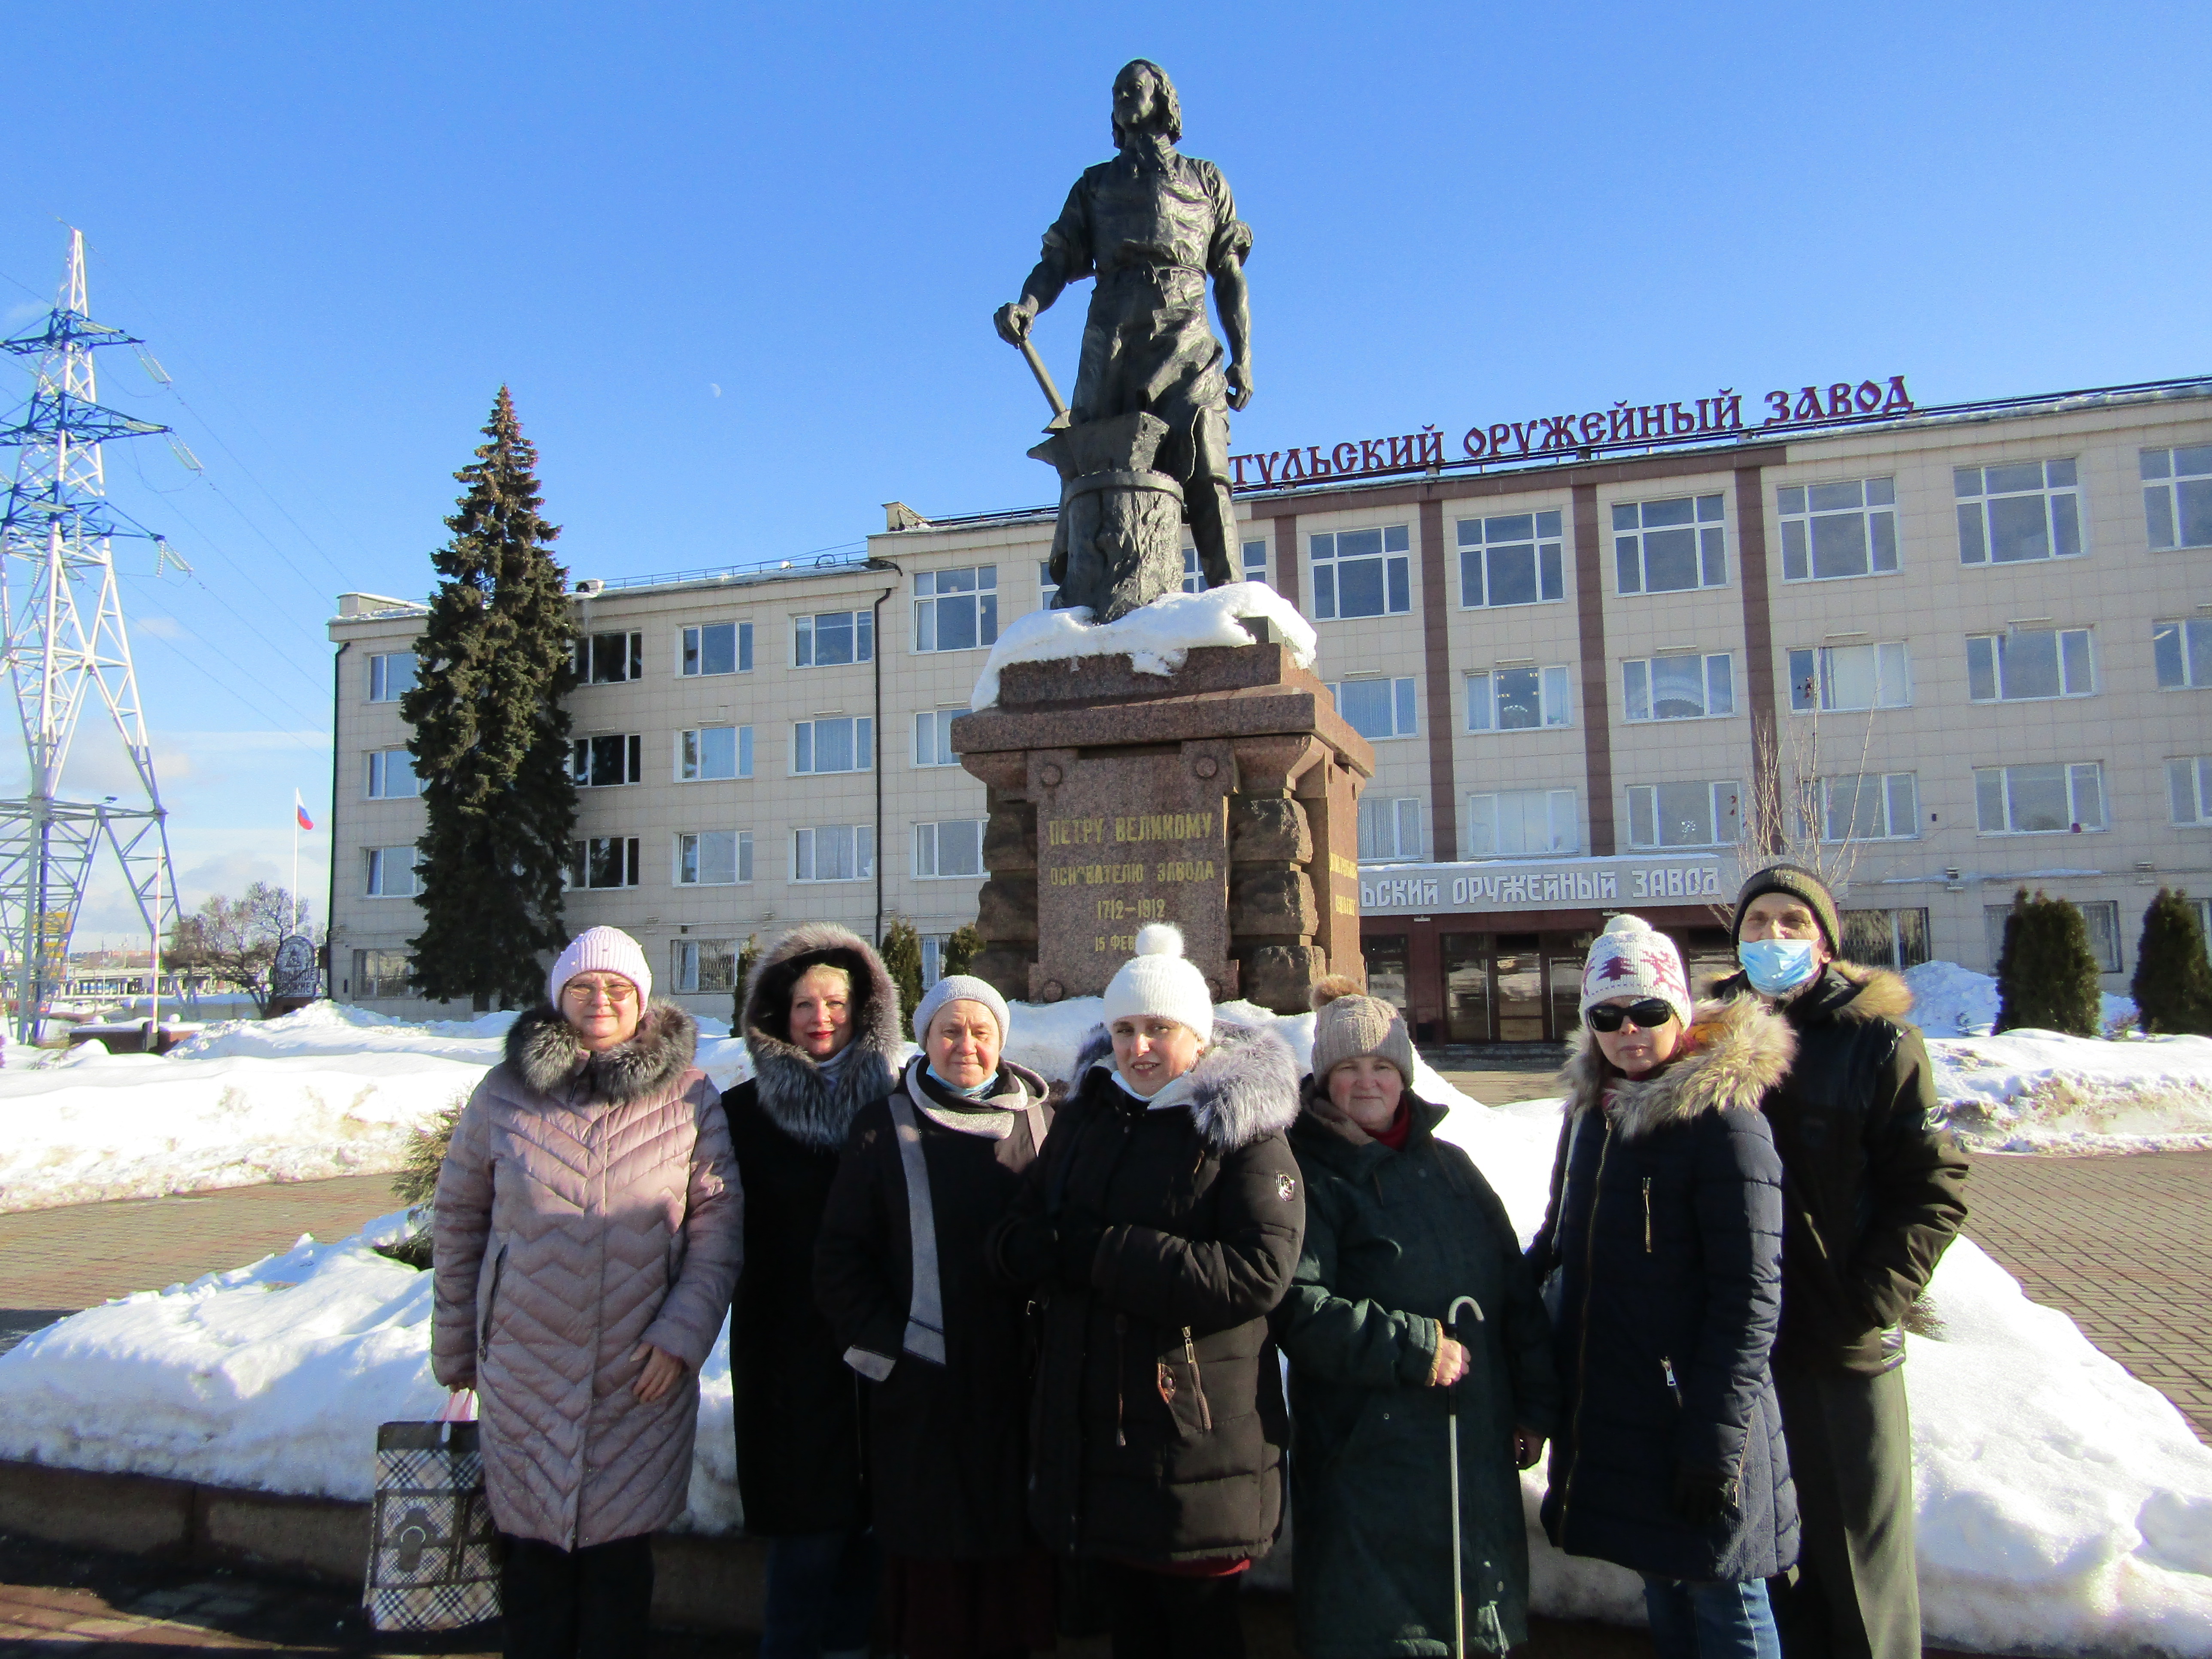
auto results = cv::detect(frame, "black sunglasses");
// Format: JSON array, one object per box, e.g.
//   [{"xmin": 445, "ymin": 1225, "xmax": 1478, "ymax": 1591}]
[{"xmin": 1586, "ymin": 999, "xmax": 1675, "ymax": 1033}]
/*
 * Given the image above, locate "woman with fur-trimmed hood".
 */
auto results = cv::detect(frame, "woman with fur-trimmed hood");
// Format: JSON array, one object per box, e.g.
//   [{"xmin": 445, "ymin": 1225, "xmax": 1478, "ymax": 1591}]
[
  {"xmin": 987, "ymin": 925, "xmax": 1304, "ymax": 1659},
  {"xmin": 1526, "ymin": 915, "xmax": 1799, "ymax": 1659},
  {"xmin": 723, "ymin": 923, "xmax": 905, "ymax": 1659},
  {"xmin": 433, "ymin": 927, "xmax": 740, "ymax": 1659}
]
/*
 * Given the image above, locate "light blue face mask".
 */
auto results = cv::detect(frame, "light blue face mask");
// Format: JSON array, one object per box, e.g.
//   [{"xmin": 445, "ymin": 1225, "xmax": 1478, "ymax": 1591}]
[{"xmin": 1738, "ymin": 938, "xmax": 1822, "ymax": 995}]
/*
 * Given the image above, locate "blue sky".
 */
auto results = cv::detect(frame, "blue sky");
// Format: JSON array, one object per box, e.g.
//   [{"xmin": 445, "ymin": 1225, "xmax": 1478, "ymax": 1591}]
[{"xmin": 2, "ymin": 1, "xmax": 2205, "ymax": 932}]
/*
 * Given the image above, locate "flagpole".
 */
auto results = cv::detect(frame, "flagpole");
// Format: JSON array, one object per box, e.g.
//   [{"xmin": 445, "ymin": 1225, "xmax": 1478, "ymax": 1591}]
[{"xmin": 292, "ymin": 792, "xmax": 300, "ymax": 939}]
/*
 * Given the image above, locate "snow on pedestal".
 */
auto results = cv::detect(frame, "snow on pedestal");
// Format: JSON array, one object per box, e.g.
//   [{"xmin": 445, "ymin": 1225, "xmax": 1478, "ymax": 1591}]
[{"xmin": 968, "ymin": 582, "xmax": 1317, "ymax": 709}]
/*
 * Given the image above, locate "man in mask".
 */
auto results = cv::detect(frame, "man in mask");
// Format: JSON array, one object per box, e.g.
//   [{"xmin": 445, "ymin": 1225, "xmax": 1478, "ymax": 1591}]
[{"xmin": 1716, "ymin": 863, "xmax": 1968, "ymax": 1659}]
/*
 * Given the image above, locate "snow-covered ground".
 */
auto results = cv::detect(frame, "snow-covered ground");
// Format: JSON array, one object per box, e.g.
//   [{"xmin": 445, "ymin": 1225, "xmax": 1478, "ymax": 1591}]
[
  {"xmin": 3, "ymin": 994, "xmax": 2212, "ymax": 1650},
  {"xmin": 969, "ymin": 581, "xmax": 1316, "ymax": 708}
]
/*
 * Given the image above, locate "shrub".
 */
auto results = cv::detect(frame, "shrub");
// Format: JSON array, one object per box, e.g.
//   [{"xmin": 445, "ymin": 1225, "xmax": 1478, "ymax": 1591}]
[
  {"xmin": 880, "ymin": 917, "xmax": 925, "ymax": 1030},
  {"xmin": 1993, "ymin": 888, "xmax": 2102, "ymax": 1037},
  {"xmin": 2131, "ymin": 889, "xmax": 2212, "ymax": 1035},
  {"xmin": 943, "ymin": 923, "xmax": 984, "ymax": 978}
]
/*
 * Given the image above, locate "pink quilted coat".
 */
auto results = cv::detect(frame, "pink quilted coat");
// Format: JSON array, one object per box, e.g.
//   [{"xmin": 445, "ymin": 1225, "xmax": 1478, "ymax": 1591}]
[{"xmin": 432, "ymin": 1002, "xmax": 742, "ymax": 1550}]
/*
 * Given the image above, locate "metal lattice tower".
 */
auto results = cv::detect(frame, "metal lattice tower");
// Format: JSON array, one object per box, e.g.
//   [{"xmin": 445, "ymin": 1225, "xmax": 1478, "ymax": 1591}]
[{"xmin": 0, "ymin": 229, "xmax": 188, "ymax": 1038}]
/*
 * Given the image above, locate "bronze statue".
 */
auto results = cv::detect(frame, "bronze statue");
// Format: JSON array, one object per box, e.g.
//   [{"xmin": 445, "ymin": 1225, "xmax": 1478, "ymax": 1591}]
[{"xmin": 996, "ymin": 60, "xmax": 1254, "ymax": 619}]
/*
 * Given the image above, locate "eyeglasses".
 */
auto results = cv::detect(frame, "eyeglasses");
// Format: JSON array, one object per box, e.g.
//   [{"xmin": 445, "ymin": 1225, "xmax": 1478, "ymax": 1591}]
[
  {"xmin": 1586, "ymin": 999, "xmax": 1674, "ymax": 1033},
  {"xmin": 565, "ymin": 981, "xmax": 636, "ymax": 1006}
]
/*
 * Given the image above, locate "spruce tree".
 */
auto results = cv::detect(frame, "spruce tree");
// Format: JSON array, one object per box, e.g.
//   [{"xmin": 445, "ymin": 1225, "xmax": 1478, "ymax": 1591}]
[
  {"xmin": 943, "ymin": 923, "xmax": 983, "ymax": 978},
  {"xmin": 880, "ymin": 916, "xmax": 925, "ymax": 1031},
  {"xmin": 2132, "ymin": 889, "xmax": 2212, "ymax": 1035},
  {"xmin": 1993, "ymin": 888, "xmax": 2102, "ymax": 1037},
  {"xmin": 403, "ymin": 388, "xmax": 577, "ymax": 1011},
  {"xmin": 732, "ymin": 933, "xmax": 762, "ymax": 1030}
]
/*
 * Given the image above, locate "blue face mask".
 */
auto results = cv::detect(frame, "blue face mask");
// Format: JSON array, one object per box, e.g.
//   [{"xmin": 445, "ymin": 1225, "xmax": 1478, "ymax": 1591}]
[{"xmin": 1738, "ymin": 938, "xmax": 1821, "ymax": 995}]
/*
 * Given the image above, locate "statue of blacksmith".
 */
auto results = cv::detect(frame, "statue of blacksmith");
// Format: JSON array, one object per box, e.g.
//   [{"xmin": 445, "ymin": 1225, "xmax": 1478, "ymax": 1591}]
[{"xmin": 995, "ymin": 60, "xmax": 1255, "ymax": 618}]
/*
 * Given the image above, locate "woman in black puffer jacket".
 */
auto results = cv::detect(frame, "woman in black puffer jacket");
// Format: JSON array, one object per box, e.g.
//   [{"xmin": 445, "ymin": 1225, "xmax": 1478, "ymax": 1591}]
[
  {"xmin": 988, "ymin": 925, "xmax": 1304, "ymax": 1659},
  {"xmin": 1527, "ymin": 916, "xmax": 1799, "ymax": 1658}
]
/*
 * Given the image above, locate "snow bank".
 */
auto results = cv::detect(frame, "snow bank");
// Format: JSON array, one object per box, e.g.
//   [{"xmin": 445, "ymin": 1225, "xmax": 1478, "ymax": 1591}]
[
  {"xmin": 1928, "ymin": 1030, "xmax": 2212, "ymax": 1154},
  {"xmin": 0, "ymin": 1000, "xmax": 750, "ymax": 1213},
  {"xmin": 1905, "ymin": 960, "xmax": 2137, "ymax": 1039},
  {"xmin": 969, "ymin": 582, "xmax": 1317, "ymax": 708}
]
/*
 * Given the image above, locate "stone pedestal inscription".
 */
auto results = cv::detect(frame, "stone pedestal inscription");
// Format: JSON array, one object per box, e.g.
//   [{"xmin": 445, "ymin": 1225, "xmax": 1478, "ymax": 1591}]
[{"xmin": 951, "ymin": 640, "xmax": 1376, "ymax": 1014}]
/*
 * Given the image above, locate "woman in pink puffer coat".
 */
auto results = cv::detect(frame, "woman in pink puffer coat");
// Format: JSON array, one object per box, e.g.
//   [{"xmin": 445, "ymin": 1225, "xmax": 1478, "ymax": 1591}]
[{"xmin": 434, "ymin": 927, "xmax": 742, "ymax": 1659}]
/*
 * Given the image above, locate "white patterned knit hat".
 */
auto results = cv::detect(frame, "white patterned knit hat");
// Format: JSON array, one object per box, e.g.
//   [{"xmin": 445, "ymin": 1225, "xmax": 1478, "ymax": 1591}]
[
  {"xmin": 1578, "ymin": 915, "xmax": 1692, "ymax": 1029},
  {"xmin": 1101, "ymin": 924, "xmax": 1214, "ymax": 1045},
  {"xmin": 547, "ymin": 925, "xmax": 653, "ymax": 1007}
]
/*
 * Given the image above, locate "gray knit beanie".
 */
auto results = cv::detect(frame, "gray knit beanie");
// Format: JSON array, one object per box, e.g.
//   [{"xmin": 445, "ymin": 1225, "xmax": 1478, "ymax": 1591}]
[
  {"xmin": 912, "ymin": 973, "xmax": 1011, "ymax": 1049},
  {"xmin": 1309, "ymin": 975, "xmax": 1416, "ymax": 1085}
]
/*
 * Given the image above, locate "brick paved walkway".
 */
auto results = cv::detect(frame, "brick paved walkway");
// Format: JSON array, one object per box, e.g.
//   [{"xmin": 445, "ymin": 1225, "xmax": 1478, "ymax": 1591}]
[
  {"xmin": 0, "ymin": 1176, "xmax": 404, "ymax": 1330},
  {"xmin": 1964, "ymin": 1150, "xmax": 2212, "ymax": 1443}
]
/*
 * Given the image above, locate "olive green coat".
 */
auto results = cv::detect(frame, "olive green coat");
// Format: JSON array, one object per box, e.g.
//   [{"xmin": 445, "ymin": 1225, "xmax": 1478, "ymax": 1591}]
[{"xmin": 1276, "ymin": 1092, "xmax": 1560, "ymax": 1659}]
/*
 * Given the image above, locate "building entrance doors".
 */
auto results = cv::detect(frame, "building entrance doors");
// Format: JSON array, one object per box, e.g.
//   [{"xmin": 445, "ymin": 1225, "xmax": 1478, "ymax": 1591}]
[{"xmin": 1431, "ymin": 930, "xmax": 1593, "ymax": 1043}]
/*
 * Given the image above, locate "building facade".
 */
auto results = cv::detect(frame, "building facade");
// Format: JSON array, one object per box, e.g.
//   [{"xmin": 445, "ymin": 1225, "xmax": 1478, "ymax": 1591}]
[{"xmin": 329, "ymin": 376, "xmax": 2212, "ymax": 1036}]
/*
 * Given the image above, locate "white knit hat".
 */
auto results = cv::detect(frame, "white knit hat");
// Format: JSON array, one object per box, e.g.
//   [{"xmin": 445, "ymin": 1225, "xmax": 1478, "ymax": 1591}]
[
  {"xmin": 1101, "ymin": 924, "xmax": 1213, "ymax": 1045},
  {"xmin": 547, "ymin": 925, "xmax": 653, "ymax": 1007},
  {"xmin": 1579, "ymin": 915, "xmax": 1691, "ymax": 1030},
  {"xmin": 913, "ymin": 973, "xmax": 1011, "ymax": 1048}
]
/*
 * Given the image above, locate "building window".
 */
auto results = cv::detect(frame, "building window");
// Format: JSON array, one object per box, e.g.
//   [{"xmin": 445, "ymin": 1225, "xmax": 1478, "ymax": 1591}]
[
  {"xmin": 1180, "ymin": 548, "xmax": 1203, "ymax": 594},
  {"xmin": 352, "ymin": 948, "xmax": 411, "ymax": 998},
  {"xmin": 1787, "ymin": 642, "xmax": 1911, "ymax": 713},
  {"xmin": 1466, "ymin": 788, "xmax": 1579, "ymax": 857},
  {"xmin": 2142, "ymin": 446, "xmax": 2212, "ymax": 550},
  {"xmin": 576, "ymin": 631, "xmax": 644, "ymax": 683},
  {"xmin": 1822, "ymin": 772, "xmax": 1919, "ymax": 841},
  {"xmin": 364, "ymin": 847, "xmax": 421, "ymax": 898},
  {"xmin": 1624, "ymin": 653, "xmax": 1734, "ymax": 722},
  {"xmin": 2168, "ymin": 757, "xmax": 2212, "ymax": 826},
  {"xmin": 922, "ymin": 935, "xmax": 946, "ymax": 986},
  {"xmin": 1778, "ymin": 478, "xmax": 1898, "ymax": 581},
  {"xmin": 914, "ymin": 709, "xmax": 966, "ymax": 767},
  {"xmin": 1358, "ymin": 795, "xmax": 1424, "ymax": 862},
  {"xmin": 1036, "ymin": 561, "xmax": 1058, "ymax": 612},
  {"xmin": 1241, "ymin": 537, "xmax": 1271, "ymax": 586},
  {"xmin": 793, "ymin": 717, "xmax": 872, "ymax": 775},
  {"xmin": 568, "ymin": 836, "xmax": 641, "ymax": 889},
  {"xmin": 675, "ymin": 831, "xmax": 751, "ymax": 886},
  {"xmin": 2154, "ymin": 618, "xmax": 2212, "ymax": 689},
  {"xmin": 1613, "ymin": 494, "xmax": 1726, "ymax": 594},
  {"xmin": 915, "ymin": 819, "xmax": 988, "ymax": 878},
  {"xmin": 1975, "ymin": 762, "xmax": 2106, "ymax": 834},
  {"xmin": 1310, "ymin": 525, "xmax": 1411, "ymax": 619},
  {"xmin": 915, "ymin": 566, "xmax": 999, "ymax": 652},
  {"xmin": 678, "ymin": 725, "xmax": 753, "ymax": 781},
  {"xmin": 367, "ymin": 652, "xmax": 416, "ymax": 702},
  {"xmin": 1966, "ymin": 628, "xmax": 2093, "ymax": 702},
  {"xmin": 794, "ymin": 609, "xmax": 872, "ymax": 667},
  {"xmin": 571, "ymin": 733, "xmax": 643, "ymax": 787},
  {"xmin": 1458, "ymin": 511, "xmax": 1564, "ymax": 607},
  {"xmin": 682, "ymin": 621, "xmax": 752, "ymax": 677},
  {"xmin": 1840, "ymin": 908, "xmax": 1930, "ymax": 971},
  {"xmin": 1328, "ymin": 678, "xmax": 1418, "ymax": 741},
  {"xmin": 1467, "ymin": 666, "xmax": 1571, "ymax": 732},
  {"xmin": 365, "ymin": 748, "xmax": 418, "ymax": 799},
  {"xmin": 670, "ymin": 938, "xmax": 740, "ymax": 995},
  {"xmin": 1625, "ymin": 781, "xmax": 1742, "ymax": 849},
  {"xmin": 1987, "ymin": 899, "xmax": 2121, "ymax": 974},
  {"xmin": 794, "ymin": 824, "xmax": 873, "ymax": 882},
  {"xmin": 1955, "ymin": 459, "xmax": 2082, "ymax": 564}
]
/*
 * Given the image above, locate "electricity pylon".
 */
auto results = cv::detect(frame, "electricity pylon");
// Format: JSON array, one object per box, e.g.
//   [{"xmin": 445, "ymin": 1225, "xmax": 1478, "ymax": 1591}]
[{"xmin": 0, "ymin": 229, "xmax": 188, "ymax": 1039}]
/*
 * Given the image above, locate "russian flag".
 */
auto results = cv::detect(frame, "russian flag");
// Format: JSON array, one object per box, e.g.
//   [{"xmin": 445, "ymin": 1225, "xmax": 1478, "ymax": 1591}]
[{"xmin": 295, "ymin": 792, "xmax": 315, "ymax": 832}]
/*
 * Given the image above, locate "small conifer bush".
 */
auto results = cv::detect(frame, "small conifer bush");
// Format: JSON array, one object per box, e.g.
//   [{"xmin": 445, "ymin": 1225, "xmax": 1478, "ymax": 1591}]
[
  {"xmin": 2131, "ymin": 889, "xmax": 2212, "ymax": 1035},
  {"xmin": 1993, "ymin": 888, "xmax": 2103, "ymax": 1037}
]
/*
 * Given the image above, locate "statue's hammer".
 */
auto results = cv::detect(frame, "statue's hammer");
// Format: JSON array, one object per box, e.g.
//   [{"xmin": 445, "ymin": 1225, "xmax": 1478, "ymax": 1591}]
[{"xmin": 1014, "ymin": 334, "xmax": 1073, "ymax": 433}]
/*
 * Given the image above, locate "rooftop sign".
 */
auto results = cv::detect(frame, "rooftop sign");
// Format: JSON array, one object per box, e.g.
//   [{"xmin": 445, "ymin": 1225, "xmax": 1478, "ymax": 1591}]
[{"xmin": 1361, "ymin": 854, "xmax": 1728, "ymax": 916}]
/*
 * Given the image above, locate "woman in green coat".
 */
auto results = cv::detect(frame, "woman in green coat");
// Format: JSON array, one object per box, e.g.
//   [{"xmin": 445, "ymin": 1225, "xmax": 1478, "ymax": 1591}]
[{"xmin": 1276, "ymin": 979, "xmax": 1561, "ymax": 1659}]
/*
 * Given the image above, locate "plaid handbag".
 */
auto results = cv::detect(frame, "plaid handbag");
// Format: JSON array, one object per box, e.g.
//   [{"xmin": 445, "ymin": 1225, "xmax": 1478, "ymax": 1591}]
[{"xmin": 363, "ymin": 1419, "xmax": 501, "ymax": 1631}]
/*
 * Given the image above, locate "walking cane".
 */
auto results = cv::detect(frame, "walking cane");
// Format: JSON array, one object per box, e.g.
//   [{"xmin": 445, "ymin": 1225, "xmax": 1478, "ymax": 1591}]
[{"xmin": 1445, "ymin": 1293, "xmax": 1486, "ymax": 1659}]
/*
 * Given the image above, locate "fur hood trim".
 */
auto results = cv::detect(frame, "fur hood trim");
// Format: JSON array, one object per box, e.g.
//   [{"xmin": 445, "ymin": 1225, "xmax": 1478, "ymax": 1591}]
[
  {"xmin": 1563, "ymin": 992, "xmax": 1794, "ymax": 1140},
  {"xmin": 1072, "ymin": 1018, "xmax": 1300, "ymax": 1154},
  {"xmin": 1708, "ymin": 960, "xmax": 1913, "ymax": 1024},
  {"xmin": 740, "ymin": 922, "xmax": 904, "ymax": 1151},
  {"xmin": 505, "ymin": 1001, "xmax": 699, "ymax": 1105}
]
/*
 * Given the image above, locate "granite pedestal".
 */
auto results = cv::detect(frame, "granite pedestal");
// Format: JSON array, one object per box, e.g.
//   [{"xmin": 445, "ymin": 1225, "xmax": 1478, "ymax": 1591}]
[{"xmin": 949, "ymin": 638, "xmax": 1375, "ymax": 1014}]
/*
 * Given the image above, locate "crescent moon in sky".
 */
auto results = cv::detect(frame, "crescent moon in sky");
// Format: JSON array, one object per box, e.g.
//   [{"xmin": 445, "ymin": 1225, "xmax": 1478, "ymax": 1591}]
[{"xmin": 709, "ymin": 383, "xmax": 722, "ymax": 397}]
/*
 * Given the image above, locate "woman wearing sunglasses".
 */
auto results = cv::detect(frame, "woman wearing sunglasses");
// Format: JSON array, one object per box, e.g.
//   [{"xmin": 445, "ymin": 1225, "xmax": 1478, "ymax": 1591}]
[{"xmin": 1527, "ymin": 915, "xmax": 1801, "ymax": 1659}]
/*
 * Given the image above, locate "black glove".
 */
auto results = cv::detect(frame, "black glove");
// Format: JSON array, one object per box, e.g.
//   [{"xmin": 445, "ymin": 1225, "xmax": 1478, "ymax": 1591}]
[
  {"xmin": 1054, "ymin": 1205, "xmax": 1109, "ymax": 1288},
  {"xmin": 1672, "ymin": 1463, "xmax": 1736, "ymax": 1527}
]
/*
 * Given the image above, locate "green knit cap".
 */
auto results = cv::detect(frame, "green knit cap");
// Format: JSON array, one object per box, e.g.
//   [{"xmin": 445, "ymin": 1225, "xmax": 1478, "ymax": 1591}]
[{"xmin": 1730, "ymin": 862, "xmax": 1841, "ymax": 952}]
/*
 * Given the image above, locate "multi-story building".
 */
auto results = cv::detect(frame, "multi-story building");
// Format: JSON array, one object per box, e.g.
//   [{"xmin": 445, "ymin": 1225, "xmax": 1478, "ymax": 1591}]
[{"xmin": 329, "ymin": 374, "xmax": 2212, "ymax": 1039}]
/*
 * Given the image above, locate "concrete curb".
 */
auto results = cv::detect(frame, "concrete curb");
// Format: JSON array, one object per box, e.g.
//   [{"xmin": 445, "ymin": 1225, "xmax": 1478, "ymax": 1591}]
[{"xmin": 0, "ymin": 1458, "xmax": 765, "ymax": 1633}]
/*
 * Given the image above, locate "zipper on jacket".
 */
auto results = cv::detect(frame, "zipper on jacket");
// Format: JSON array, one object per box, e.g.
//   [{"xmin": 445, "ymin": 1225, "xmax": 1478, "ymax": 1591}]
[
  {"xmin": 1555, "ymin": 1118, "xmax": 1614, "ymax": 1540},
  {"xmin": 477, "ymin": 1245, "xmax": 508, "ymax": 1360},
  {"xmin": 1181, "ymin": 1327, "xmax": 1214, "ymax": 1432},
  {"xmin": 1661, "ymin": 1356, "xmax": 1683, "ymax": 1407},
  {"xmin": 1115, "ymin": 1313, "xmax": 1128, "ymax": 1448},
  {"xmin": 1642, "ymin": 1178, "xmax": 1653, "ymax": 1253}
]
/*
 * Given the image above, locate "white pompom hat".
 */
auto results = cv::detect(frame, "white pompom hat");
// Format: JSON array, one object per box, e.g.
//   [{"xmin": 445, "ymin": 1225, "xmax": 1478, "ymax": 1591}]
[
  {"xmin": 547, "ymin": 925, "xmax": 653, "ymax": 1008},
  {"xmin": 1578, "ymin": 914, "xmax": 1691, "ymax": 1030},
  {"xmin": 1101, "ymin": 924, "xmax": 1214, "ymax": 1045}
]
